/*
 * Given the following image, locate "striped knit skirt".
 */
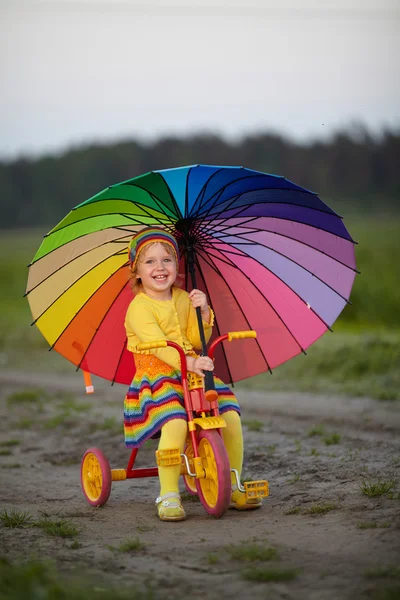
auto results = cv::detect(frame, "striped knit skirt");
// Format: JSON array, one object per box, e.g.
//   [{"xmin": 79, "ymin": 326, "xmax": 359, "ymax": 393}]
[{"xmin": 124, "ymin": 353, "xmax": 240, "ymax": 448}]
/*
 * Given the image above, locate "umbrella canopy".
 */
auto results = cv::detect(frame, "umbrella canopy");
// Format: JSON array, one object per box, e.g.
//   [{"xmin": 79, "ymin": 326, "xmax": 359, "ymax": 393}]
[{"xmin": 26, "ymin": 165, "xmax": 357, "ymax": 385}]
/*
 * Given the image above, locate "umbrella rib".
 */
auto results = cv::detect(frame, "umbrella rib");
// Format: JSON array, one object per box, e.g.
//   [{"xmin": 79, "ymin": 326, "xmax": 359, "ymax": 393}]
[
  {"xmin": 189, "ymin": 166, "xmax": 229, "ymax": 215},
  {"xmin": 192, "ymin": 171, "xmax": 268, "ymax": 216},
  {"xmin": 197, "ymin": 216, "xmax": 260, "ymax": 236},
  {"xmin": 35, "ymin": 214, "xmax": 170, "ymax": 266},
  {"xmin": 31, "ymin": 249, "xmax": 129, "ymax": 325},
  {"xmin": 118, "ymin": 180, "xmax": 180, "ymax": 219},
  {"xmin": 185, "ymin": 167, "xmax": 193, "ymax": 219},
  {"xmin": 26, "ymin": 238, "xmax": 132, "ymax": 296},
  {"xmin": 200, "ymin": 203, "xmax": 355, "ymax": 244},
  {"xmin": 200, "ymin": 194, "xmax": 344, "ymax": 227},
  {"xmin": 29, "ymin": 228, "xmax": 136, "ymax": 268},
  {"xmin": 120, "ymin": 207, "xmax": 172, "ymax": 229},
  {"xmin": 192, "ymin": 193, "xmax": 243, "ymax": 232},
  {"xmin": 207, "ymin": 221, "xmax": 359, "ymax": 273},
  {"xmin": 75, "ymin": 276, "xmax": 130, "ymax": 376},
  {"xmin": 205, "ymin": 238, "xmax": 354, "ymax": 304},
  {"xmin": 47, "ymin": 266, "xmax": 129, "ymax": 353},
  {"xmin": 111, "ymin": 338, "xmax": 129, "ymax": 386},
  {"xmin": 215, "ymin": 244, "xmax": 333, "ymax": 333},
  {"xmin": 76, "ymin": 274, "xmax": 130, "ymax": 372},
  {"xmin": 204, "ymin": 248, "xmax": 310, "ymax": 355},
  {"xmin": 196, "ymin": 248, "xmax": 272, "ymax": 374},
  {"xmin": 193, "ymin": 173, "xmax": 337, "ymax": 221},
  {"xmin": 45, "ymin": 195, "xmax": 176, "ymax": 239},
  {"xmin": 151, "ymin": 172, "xmax": 183, "ymax": 218},
  {"xmin": 195, "ymin": 244, "xmax": 239, "ymax": 269},
  {"xmin": 194, "ymin": 254, "xmax": 236, "ymax": 385}
]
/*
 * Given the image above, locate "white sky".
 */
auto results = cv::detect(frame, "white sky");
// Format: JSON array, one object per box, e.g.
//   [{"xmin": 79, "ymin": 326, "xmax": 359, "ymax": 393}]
[{"xmin": 1, "ymin": 0, "xmax": 399, "ymax": 159}]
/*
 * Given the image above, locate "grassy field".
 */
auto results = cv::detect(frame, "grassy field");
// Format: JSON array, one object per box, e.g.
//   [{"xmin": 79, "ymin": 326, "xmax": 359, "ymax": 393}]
[{"xmin": 0, "ymin": 217, "xmax": 399, "ymax": 400}]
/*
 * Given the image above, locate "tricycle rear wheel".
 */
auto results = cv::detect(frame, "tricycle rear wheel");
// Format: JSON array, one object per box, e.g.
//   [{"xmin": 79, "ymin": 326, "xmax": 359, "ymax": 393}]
[{"xmin": 195, "ymin": 429, "xmax": 231, "ymax": 518}]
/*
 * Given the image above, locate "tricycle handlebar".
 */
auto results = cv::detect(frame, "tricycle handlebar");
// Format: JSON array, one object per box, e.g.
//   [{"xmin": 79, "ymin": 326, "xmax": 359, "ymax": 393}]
[{"xmin": 227, "ymin": 330, "xmax": 257, "ymax": 341}]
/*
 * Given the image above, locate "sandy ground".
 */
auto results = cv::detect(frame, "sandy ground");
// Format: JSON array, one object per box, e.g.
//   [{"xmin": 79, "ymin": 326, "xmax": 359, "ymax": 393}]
[{"xmin": 0, "ymin": 369, "xmax": 399, "ymax": 600}]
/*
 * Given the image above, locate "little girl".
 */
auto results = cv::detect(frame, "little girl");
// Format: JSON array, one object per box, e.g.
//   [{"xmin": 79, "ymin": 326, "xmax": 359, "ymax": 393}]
[{"xmin": 124, "ymin": 227, "xmax": 261, "ymax": 521}]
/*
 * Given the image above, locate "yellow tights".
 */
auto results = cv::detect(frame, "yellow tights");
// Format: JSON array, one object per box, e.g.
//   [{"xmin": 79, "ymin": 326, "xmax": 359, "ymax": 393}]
[{"xmin": 158, "ymin": 411, "xmax": 243, "ymax": 497}]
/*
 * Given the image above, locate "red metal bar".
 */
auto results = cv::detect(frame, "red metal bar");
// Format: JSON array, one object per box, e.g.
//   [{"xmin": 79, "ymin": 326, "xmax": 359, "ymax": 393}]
[
  {"xmin": 126, "ymin": 467, "xmax": 159, "ymax": 479},
  {"xmin": 208, "ymin": 334, "xmax": 229, "ymax": 360},
  {"xmin": 126, "ymin": 448, "xmax": 138, "ymax": 473}
]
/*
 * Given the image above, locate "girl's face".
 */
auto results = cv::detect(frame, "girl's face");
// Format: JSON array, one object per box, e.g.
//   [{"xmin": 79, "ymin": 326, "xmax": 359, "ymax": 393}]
[{"xmin": 135, "ymin": 242, "xmax": 177, "ymax": 299}]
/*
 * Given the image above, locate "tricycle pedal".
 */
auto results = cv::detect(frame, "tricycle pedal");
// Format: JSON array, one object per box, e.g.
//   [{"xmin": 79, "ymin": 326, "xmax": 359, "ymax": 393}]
[
  {"xmin": 155, "ymin": 448, "xmax": 181, "ymax": 467},
  {"xmin": 244, "ymin": 480, "xmax": 269, "ymax": 499}
]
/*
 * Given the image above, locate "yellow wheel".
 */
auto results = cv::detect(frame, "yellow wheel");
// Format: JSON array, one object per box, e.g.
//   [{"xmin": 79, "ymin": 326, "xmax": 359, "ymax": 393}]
[
  {"xmin": 195, "ymin": 429, "xmax": 231, "ymax": 518},
  {"xmin": 183, "ymin": 438, "xmax": 197, "ymax": 495},
  {"xmin": 81, "ymin": 447, "xmax": 111, "ymax": 506}
]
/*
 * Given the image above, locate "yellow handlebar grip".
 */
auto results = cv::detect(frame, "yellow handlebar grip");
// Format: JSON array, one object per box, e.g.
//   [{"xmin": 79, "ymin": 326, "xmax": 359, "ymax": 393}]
[
  {"xmin": 227, "ymin": 330, "xmax": 257, "ymax": 341},
  {"xmin": 137, "ymin": 340, "xmax": 168, "ymax": 350}
]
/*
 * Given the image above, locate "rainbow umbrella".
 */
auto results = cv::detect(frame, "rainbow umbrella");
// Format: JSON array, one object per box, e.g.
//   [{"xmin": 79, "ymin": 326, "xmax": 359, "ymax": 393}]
[{"xmin": 26, "ymin": 165, "xmax": 357, "ymax": 386}]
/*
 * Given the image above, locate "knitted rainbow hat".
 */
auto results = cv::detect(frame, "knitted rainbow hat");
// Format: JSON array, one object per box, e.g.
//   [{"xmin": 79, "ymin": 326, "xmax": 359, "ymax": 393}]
[{"xmin": 128, "ymin": 227, "xmax": 180, "ymax": 270}]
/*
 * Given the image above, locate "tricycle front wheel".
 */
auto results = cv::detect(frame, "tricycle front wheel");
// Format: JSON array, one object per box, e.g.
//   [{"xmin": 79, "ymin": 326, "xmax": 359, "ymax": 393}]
[
  {"xmin": 195, "ymin": 429, "xmax": 231, "ymax": 518},
  {"xmin": 81, "ymin": 447, "xmax": 112, "ymax": 507}
]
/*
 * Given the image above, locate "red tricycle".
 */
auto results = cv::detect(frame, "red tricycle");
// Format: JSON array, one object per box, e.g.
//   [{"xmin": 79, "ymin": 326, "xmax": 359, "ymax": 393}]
[{"xmin": 80, "ymin": 330, "xmax": 269, "ymax": 518}]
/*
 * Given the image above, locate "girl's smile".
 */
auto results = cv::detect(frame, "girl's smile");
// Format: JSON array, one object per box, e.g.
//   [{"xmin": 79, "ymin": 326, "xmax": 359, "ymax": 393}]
[{"xmin": 136, "ymin": 242, "xmax": 177, "ymax": 300}]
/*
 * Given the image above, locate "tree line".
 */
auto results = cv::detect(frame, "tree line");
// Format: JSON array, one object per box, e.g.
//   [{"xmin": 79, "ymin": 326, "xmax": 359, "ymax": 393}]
[{"xmin": 0, "ymin": 124, "xmax": 399, "ymax": 228}]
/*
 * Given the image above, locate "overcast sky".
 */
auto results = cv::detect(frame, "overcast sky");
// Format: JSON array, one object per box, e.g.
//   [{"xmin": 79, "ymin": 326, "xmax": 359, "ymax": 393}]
[{"xmin": 1, "ymin": 0, "xmax": 399, "ymax": 159}]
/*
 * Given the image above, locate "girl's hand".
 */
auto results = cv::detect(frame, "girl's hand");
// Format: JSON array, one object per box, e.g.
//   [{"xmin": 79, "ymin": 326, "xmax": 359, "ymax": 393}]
[
  {"xmin": 187, "ymin": 355, "xmax": 214, "ymax": 377},
  {"xmin": 189, "ymin": 289, "xmax": 210, "ymax": 323}
]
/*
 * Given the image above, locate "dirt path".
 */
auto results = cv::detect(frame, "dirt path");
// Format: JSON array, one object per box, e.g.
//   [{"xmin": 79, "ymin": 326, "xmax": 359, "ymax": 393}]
[{"xmin": 0, "ymin": 370, "xmax": 399, "ymax": 599}]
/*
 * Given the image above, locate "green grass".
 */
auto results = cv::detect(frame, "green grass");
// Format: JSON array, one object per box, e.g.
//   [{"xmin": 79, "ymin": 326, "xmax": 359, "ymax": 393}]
[
  {"xmin": 356, "ymin": 521, "xmax": 390, "ymax": 529},
  {"xmin": 0, "ymin": 449, "xmax": 12, "ymax": 456},
  {"xmin": 361, "ymin": 479, "xmax": 396, "ymax": 497},
  {"xmin": 206, "ymin": 553, "xmax": 219, "ymax": 564},
  {"xmin": 323, "ymin": 433, "xmax": 341, "ymax": 445},
  {"xmin": 284, "ymin": 507, "xmax": 301, "ymax": 515},
  {"xmin": 88, "ymin": 416, "xmax": 122, "ymax": 435},
  {"xmin": 0, "ymin": 508, "xmax": 32, "ymax": 528},
  {"xmin": 364, "ymin": 566, "xmax": 400, "ymax": 579},
  {"xmin": 226, "ymin": 543, "xmax": 279, "ymax": 562},
  {"xmin": 6, "ymin": 389, "xmax": 45, "ymax": 406},
  {"xmin": 241, "ymin": 566, "xmax": 300, "ymax": 582},
  {"xmin": 0, "ymin": 556, "xmax": 152, "ymax": 600},
  {"xmin": 180, "ymin": 492, "xmax": 200, "ymax": 503},
  {"xmin": 303, "ymin": 502, "xmax": 337, "ymax": 515},
  {"xmin": 34, "ymin": 516, "xmax": 80, "ymax": 539},
  {"xmin": 371, "ymin": 588, "xmax": 400, "ymax": 600},
  {"xmin": 0, "ymin": 440, "xmax": 20, "ymax": 447},
  {"xmin": 115, "ymin": 538, "xmax": 146, "ymax": 553},
  {"xmin": 242, "ymin": 419, "xmax": 264, "ymax": 432},
  {"xmin": 308, "ymin": 425, "xmax": 326, "ymax": 437}
]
